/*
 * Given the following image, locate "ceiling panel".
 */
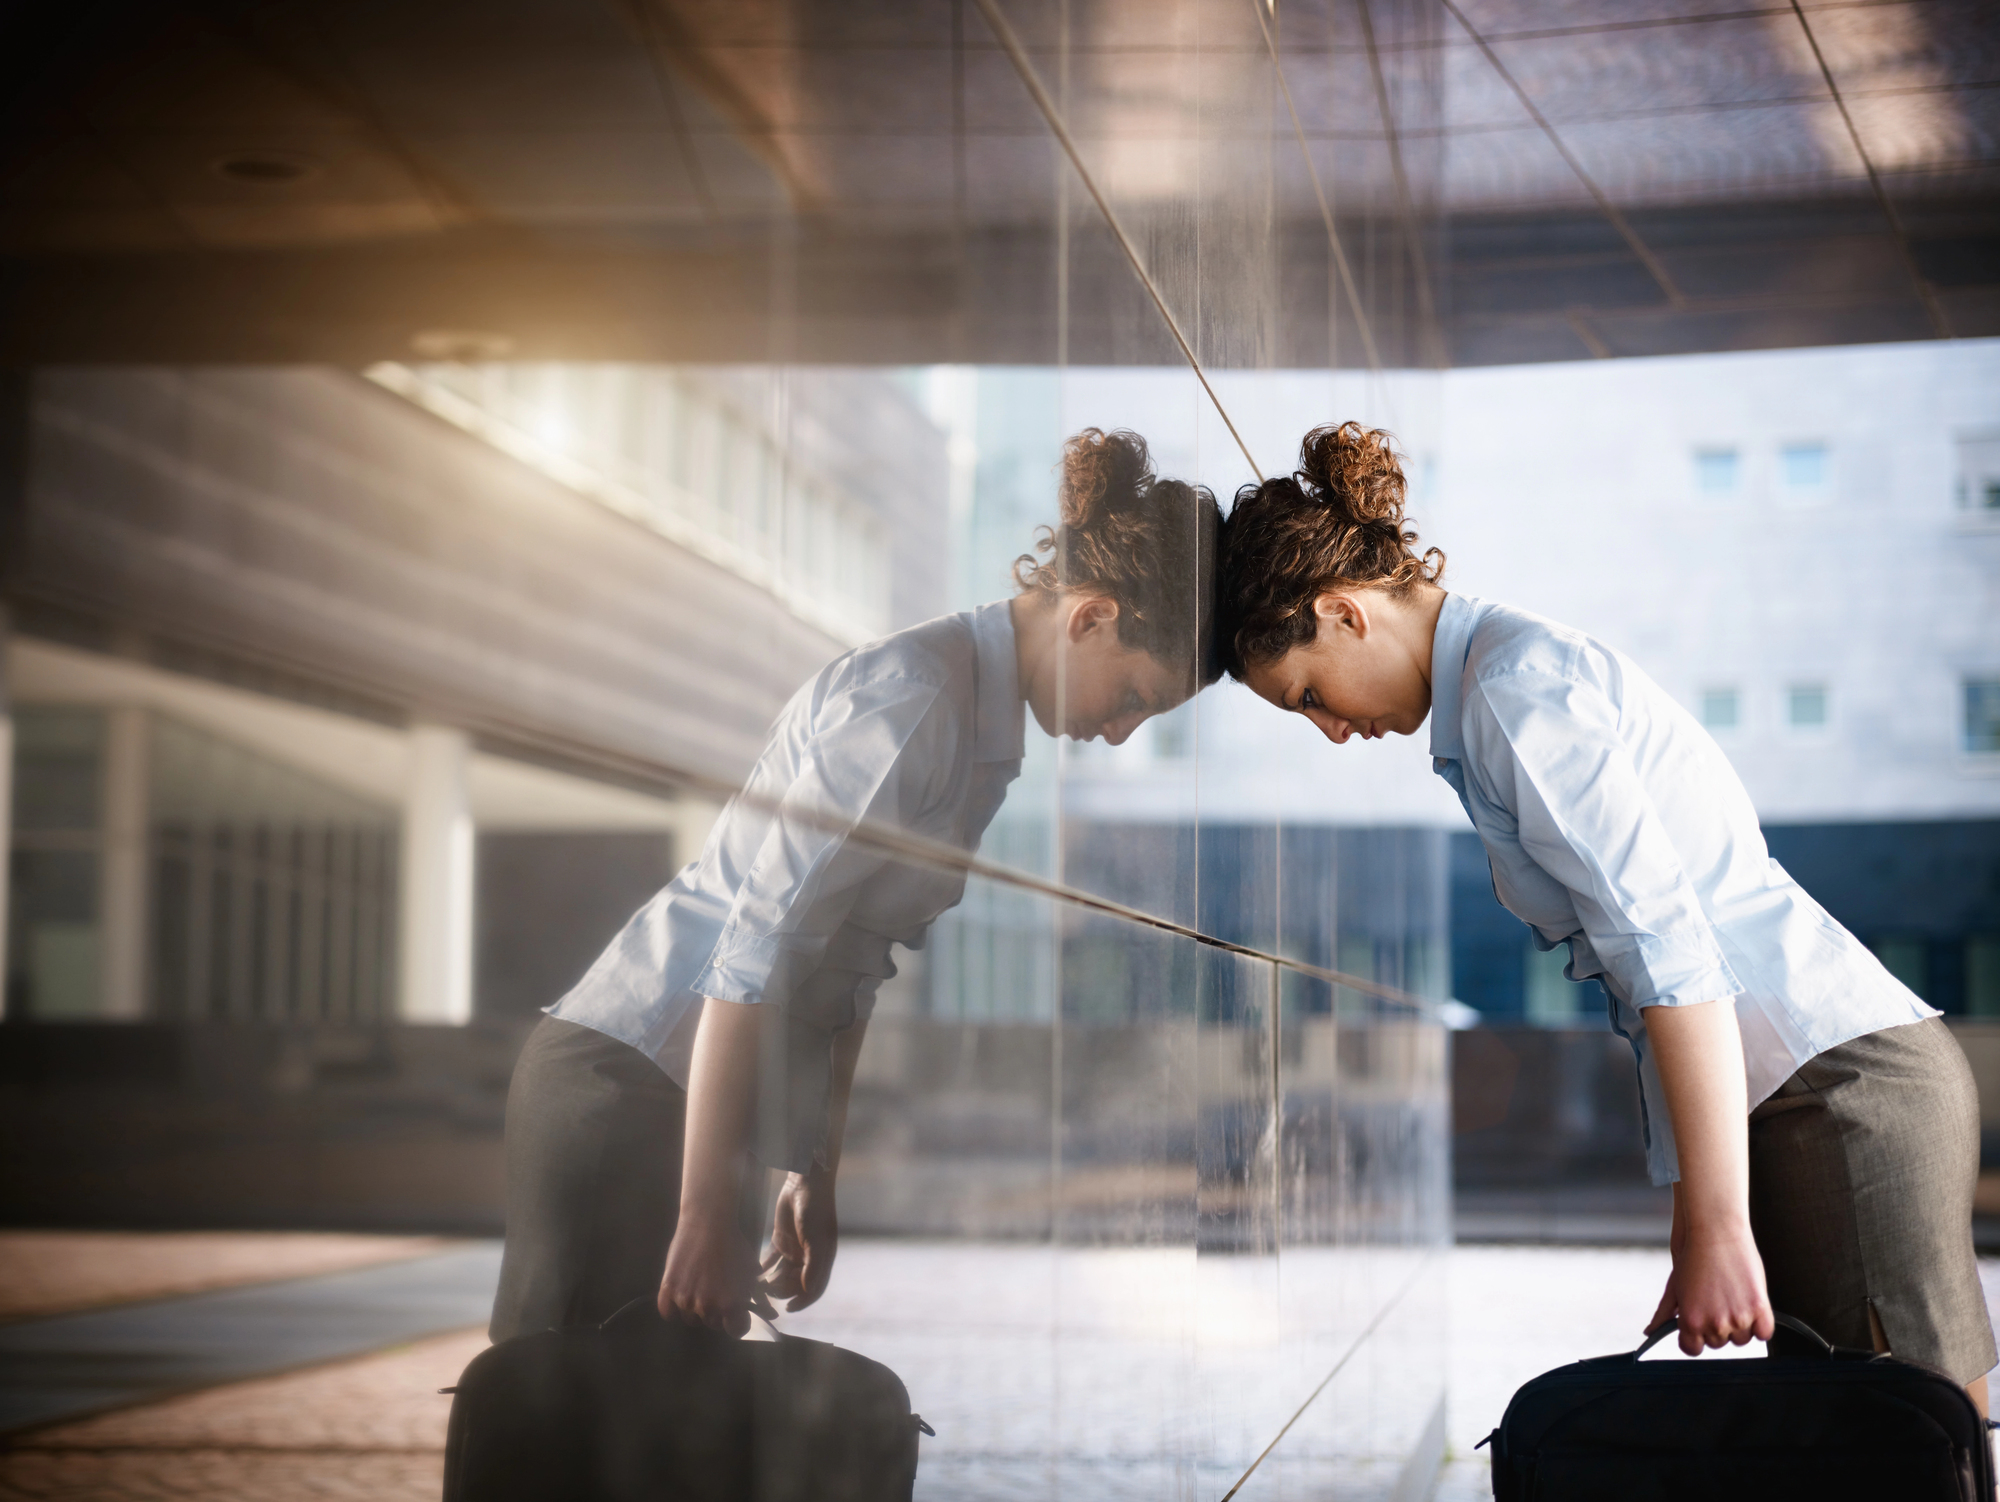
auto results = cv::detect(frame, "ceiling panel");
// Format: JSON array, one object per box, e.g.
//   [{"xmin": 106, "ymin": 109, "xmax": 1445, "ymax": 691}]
[{"xmin": 0, "ymin": 0, "xmax": 1993, "ymax": 366}]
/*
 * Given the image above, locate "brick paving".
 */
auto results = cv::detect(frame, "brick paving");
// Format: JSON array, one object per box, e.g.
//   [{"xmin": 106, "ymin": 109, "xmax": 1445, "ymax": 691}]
[
  {"xmin": 1, "ymin": 1327, "xmax": 482, "ymax": 1502},
  {"xmin": 0, "ymin": 1233, "xmax": 453, "ymax": 1325}
]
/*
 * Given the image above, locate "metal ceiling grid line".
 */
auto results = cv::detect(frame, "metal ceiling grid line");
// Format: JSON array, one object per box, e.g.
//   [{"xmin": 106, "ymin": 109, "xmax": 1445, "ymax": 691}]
[
  {"xmin": 1787, "ymin": 0, "xmax": 1952, "ymax": 339},
  {"xmin": 1354, "ymin": 0, "xmax": 1449, "ymax": 369},
  {"xmin": 1566, "ymin": 310, "xmax": 1612, "ymax": 359},
  {"xmin": 620, "ymin": 0, "xmax": 719, "ymax": 220},
  {"xmin": 1430, "ymin": 78, "xmax": 2000, "ymax": 135},
  {"xmin": 969, "ymin": 0, "xmax": 1266, "ymax": 485},
  {"xmin": 1341, "ymin": 3, "xmax": 1921, "ymax": 51},
  {"xmin": 1245, "ymin": 0, "xmax": 1386, "ymax": 374},
  {"xmin": 1438, "ymin": 0, "xmax": 1689, "ymax": 313}
]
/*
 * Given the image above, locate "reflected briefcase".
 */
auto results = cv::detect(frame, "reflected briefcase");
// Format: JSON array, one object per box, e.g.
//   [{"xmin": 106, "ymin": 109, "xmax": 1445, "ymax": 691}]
[
  {"xmin": 1484, "ymin": 1314, "xmax": 1993, "ymax": 1502},
  {"xmin": 442, "ymin": 1297, "xmax": 931, "ymax": 1502}
]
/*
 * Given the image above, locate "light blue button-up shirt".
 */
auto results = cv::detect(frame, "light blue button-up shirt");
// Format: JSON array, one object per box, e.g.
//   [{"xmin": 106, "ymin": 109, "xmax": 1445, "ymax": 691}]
[
  {"xmin": 551, "ymin": 600, "xmax": 1026, "ymax": 1172},
  {"xmin": 1429, "ymin": 593, "xmax": 1934, "ymax": 1184}
]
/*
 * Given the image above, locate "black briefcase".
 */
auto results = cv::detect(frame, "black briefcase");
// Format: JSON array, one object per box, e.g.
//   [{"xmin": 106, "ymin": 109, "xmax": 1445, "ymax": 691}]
[
  {"xmin": 442, "ymin": 1298, "xmax": 931, "ymax": 1502},
  {"xmin": 1485, "ymin": 1314, "xmax": 1993, "ymax": 1501}
]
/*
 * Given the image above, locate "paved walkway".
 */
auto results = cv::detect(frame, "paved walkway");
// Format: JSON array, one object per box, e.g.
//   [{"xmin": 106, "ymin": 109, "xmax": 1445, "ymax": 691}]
[
  {"xmin": 0, "ymin": 1244, "xmax": 500, "ymax": 1433},
  {"xmin": 0, "ymin": 1233, "xmax": 453, "ymax": 1325},
  {"xmin": 4, "ymin": 1234, "xmax": 1998, "ymax": 1501}
]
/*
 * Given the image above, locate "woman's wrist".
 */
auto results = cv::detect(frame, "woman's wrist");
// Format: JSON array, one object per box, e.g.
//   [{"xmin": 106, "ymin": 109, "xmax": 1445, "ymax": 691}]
[
  {"xmin": 1679, "ymin": 1199, "xmax": 1752, "ymax": 1239},
  {"xmin": 675, "ymin": 1191, "xmax": 738, "ymax": 1230}
]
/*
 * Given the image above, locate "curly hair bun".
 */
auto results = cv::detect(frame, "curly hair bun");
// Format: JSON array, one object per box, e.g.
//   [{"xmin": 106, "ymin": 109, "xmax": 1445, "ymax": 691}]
[
  {"xmin": 1014, "ymin": 427, "xmax": 1223, "ymax": 687},
  {"xmin": 1297, "ymin": 421, "xmax": 1406, "ymax": 525},
  {"xmin": 1215, "ymin": 420, "xmax": 1443, "ymax": 679},
  {"xmin": 1060, "ymin": 427, "xmax": 1157, "ymax": 532}
]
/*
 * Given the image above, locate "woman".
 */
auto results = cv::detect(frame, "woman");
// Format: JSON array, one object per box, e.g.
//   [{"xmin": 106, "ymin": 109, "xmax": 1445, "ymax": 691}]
[
  {"xmin": 490, "ymin": 428, "xmax": 1220, "ymax": 1342},
  {"xmin": 1217, "ymin": 422, "xmax": 1993, "ymax": 1408}
]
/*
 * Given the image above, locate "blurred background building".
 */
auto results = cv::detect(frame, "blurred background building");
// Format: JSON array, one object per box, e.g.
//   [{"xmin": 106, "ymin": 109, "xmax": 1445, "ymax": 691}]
[{"xmin": 2, "ymin": 0, "xmax": 1997, "ymax": 1494}]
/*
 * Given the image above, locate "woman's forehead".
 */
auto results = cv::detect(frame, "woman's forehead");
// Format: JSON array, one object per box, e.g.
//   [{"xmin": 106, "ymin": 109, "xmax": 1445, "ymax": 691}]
[{"xmin": 1241, "ymin": 655, "xmax": 1297, "ymax": 703}]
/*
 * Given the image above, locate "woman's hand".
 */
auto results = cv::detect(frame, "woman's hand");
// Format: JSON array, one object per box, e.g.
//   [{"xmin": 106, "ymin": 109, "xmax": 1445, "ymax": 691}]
[
  {"xmin": 1665, "ymin": 1218, "xmax": 1773, "ymax": 1355},
  {"xmin": 658, "ymin": 1210, "xmax": 771, "ymax": 1336},
  {"xmin": 1644, "ymin": 1003, "xmax": 1776, "ymax": 1357},
  {"xmin": 760, "ymin": 1163, "xmax": 838, "ymax": 1312}
]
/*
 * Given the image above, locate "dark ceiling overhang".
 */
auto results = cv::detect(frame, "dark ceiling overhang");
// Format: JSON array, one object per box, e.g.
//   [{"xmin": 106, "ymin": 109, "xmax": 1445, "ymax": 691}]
[{"xmin": 4, "ymin": 0, "xmax": 1996, "ymax": 368}]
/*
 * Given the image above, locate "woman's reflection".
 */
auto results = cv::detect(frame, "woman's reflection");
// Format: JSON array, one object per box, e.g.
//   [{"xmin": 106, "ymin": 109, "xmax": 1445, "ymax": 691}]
[{"xmin": 489, "ymin": 427, "xmax": 1220, "ymax": 1342}]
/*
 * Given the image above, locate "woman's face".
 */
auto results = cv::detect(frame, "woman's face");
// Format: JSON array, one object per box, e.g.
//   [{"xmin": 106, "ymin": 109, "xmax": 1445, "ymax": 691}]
[
  {"xmin": 1243, "ymin": 591, "xmax": 1432, "ymax": 745},
  {"xmin": 1030, "ymin": 595, "xmax": 1191, "ymax": 745}
]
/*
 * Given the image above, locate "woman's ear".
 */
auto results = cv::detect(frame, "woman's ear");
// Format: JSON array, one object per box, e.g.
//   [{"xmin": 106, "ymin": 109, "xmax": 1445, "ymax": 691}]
[
  {"xmin": 1313, "ymin": 591, "xmax": 1368, "ymax": 638},
  {"xmin": 1066, "ymin": 594, "xmax": 1121, "ymax": 643}
]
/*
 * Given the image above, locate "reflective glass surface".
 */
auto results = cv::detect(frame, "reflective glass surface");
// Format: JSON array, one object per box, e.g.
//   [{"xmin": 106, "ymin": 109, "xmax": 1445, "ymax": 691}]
[
  {"xmin": 761, "ymin": 3, "xmax": 1453, "ymax": 1492},
  {"xmin": 3, "ymin": 0, "xmax": 1452, "ymax": 1489}
]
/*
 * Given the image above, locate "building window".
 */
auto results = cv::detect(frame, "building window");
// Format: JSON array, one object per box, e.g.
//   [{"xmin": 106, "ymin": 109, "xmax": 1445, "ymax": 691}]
[
  {"xmin": 1700, "ymin": 687, "xmax": 1740, "ymax": 731},
  {"xmin": 1966, "ymin": 679, "xmax": 2000, "ymax": 754},
  {"xmin": 366, "ymin": 362, "xmax": 895, "ymax": 643},
  {"xmin": 1871, "ymin": 937, "xmax": 1927, "ymax": 1000},
  {"xmin": 1970, "ymin": 938, "xmax": 2000, "ymax": 1017},
  {"xmin": 1523, "ymin": 940, "xmax": 1579, "ymax": 1025},
  {"xmin": 1780, "ymin": 442, "xmax": 1829, "ymax": 493},
  {"xmin": 150, "ymin": 718, "xmax": 399, "ymax": 1025},
  {"xmin": 1694, "ymin": 448, "xmax": 1739, "ymax": 496},
  {"xmin": 1956, "ymin": 435, "xmax": 2000, "ymax": 511},
  {"xmin": 7, "ymin": 709, "xmax": 104, "ymax": 1019},
  {"xmin": 1787, "ymin": 683, "xmax": 1829, "ymax": 730}
]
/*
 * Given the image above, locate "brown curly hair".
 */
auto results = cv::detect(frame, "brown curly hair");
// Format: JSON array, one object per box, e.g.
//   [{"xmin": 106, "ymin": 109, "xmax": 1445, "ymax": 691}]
[
  {"xmin": 1217, "ymin": 421, "xmax": 1444, "ymax": 677},
  {"xmin": 1015, "ymin": 427, "xmax": 1224, "ymax": 688}
]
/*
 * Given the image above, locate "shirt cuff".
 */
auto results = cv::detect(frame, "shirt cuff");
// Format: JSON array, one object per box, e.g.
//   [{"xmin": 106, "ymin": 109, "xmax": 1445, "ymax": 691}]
[
  {"xmin": 691, "ymin": 929, "xmax": 822, "ymax": 1010},
  {"xmin": 1617, "ymin": 930, "xmax": 1741, "ymax": 1010}
]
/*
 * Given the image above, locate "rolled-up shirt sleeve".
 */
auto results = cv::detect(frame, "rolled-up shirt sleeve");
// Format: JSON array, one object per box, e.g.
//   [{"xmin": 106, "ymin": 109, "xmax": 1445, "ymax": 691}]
[
  {"xmin": 691, "ymin": 674, "xmax": 955, "ymax": 1017},
  {"xmin": 1465, "ymin": 669, "xmax": 1741, "ymax": 1010}
]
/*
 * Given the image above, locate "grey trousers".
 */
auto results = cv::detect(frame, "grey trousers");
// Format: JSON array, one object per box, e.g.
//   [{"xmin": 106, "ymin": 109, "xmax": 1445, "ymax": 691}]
[
  {"xmin": 1749, "ymin": 1016, "xmax": 1997, "ymax": 1384},
  {"xmin": 490, "ymin": 1016, "xmax": 704, "ymax": 1343}
]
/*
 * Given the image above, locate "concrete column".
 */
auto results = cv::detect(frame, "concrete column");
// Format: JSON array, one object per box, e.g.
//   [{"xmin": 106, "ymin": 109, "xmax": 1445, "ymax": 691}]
[
  {"xmin": 99, "ymin": 706, "xmax": 151, "ymax": 1019},
  {"xmin": 399, "ymin": 724, "xmax": 474, "ymax": 1024},
  {"xmin": 0, "ymin": 608, "xmax": 11, "ymax": 1021}
]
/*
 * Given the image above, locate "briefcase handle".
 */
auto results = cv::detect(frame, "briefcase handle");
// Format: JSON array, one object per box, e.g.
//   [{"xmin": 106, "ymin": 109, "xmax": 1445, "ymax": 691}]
[
  {"xmin": 1634, "ymin": 1313, "xmax": 1835, "ymax": 1361},
  {"xmin": 601, "ymin": 1296, "xmax": 659, "ymax": 1332},
  {"xmin": 599, "ymin": 1296, "xmax": 782, "ymax": 1342}
]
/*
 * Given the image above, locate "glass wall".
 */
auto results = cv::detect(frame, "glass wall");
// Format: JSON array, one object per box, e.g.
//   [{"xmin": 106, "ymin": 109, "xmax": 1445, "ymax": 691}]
[
  {"xmin": 1, "ymin": 0, "xmax": 1453, "ymax": 1492},
  {"xmin": 744, "ymin": 1, "xmax": 1452, "ymax": 1494}
]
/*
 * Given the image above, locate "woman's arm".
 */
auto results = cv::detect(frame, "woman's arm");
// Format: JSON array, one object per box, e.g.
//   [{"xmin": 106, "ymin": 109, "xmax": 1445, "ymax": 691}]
[
  {"xmin": 761, "ymin": 1017, "xmax": 868, "ymax": 1312},
  {"xmin": 1643, "ymin": 998, "xmax": 1773, "ymax": 1355},
  {"xmin": 658, "ymin": 996, "xmax": 769, "ymax": 1334}
]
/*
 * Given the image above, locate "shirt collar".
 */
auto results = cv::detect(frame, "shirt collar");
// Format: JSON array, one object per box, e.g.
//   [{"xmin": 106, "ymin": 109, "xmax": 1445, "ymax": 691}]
[
  {"xmin": 971, "ymin": 599, "xmax": 1027, "ymax": 763},
  {"xmin": 1428, "ymin": 592, "xmax": 1479, "ymax": 762}
]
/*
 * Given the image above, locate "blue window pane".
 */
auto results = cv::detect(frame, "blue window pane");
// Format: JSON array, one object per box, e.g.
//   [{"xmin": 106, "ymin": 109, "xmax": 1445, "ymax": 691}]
[
  {"xmin": 1700, "ymin": 688, "xmax": 1739, "ymax": 730},
  {"xmin": 1695, "ymin": 449, "xmax": 1738, "ymax": 493},
  {"xmin": 1788, "ymin": 684, "xmax": 1828, "ymax": 728},
  {"xmin": 1967, "ymin": 680, "xmax": 2000, "ymax": 754},
  {"xmin": 1782, "ymin": 442, "xmax": 1828, "ymax": 488}
]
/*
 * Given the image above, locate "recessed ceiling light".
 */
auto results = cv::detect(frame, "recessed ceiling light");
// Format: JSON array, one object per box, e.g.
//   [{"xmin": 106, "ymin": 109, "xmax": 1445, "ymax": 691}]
[{"xmin": 211, "ymin": 152, "xmax": 320, "ymax": 186}]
